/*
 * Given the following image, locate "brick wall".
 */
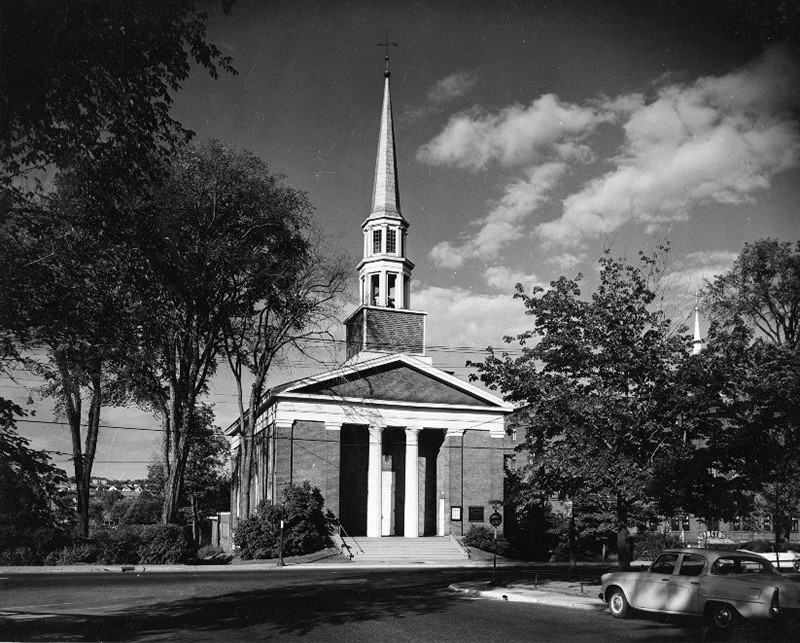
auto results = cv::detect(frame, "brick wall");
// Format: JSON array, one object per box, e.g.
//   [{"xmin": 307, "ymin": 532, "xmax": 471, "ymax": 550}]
[
  {"xmin": 438, "ymin": 430, "xmax": 515, "ymax": 536},
  {"xmin": 345, "ymin": 306, "xmax": 425, "ymax": 357},
  {"xmin": 365, "ymin": 308, "xmax": 424, "ymax": 354},
  {"xmin": 274, "ymin": 420, "xmax": 341, "ymax": 518}
]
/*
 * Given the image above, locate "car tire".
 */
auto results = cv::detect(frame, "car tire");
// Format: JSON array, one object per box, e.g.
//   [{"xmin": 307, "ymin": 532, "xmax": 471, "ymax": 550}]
[
  {"xmin": 707, "ymin": 602, "xmax": 739, "ymax": 632},
  {"xmin": 608, "ymin": 587, "xmax": 631, "ymax": 619}
]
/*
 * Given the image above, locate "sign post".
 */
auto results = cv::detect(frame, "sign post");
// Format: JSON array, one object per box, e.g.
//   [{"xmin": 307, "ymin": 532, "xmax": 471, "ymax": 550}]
[
  {"xmin": 278, "ymin": 503, "xmax": 286, "ymax": 567},
  {"xmin": 489, "ymin": 511, "xmax": 502, "ymax": 585}
]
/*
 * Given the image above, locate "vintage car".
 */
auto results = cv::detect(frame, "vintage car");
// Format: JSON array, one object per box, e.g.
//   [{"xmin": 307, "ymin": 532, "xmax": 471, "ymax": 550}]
[
  {"xmin": 736, "ymin": 541, "xmax": 800, "ymax": 571},
  {"xmin": 600, "ymin": 548, "xmax": 800, "ymax": 632}
]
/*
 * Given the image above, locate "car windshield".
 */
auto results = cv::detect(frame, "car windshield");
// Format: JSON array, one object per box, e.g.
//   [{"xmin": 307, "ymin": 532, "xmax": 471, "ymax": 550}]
[{"xmin": 710, "ymin": 556, "xmax": 774, "ymax": 575}]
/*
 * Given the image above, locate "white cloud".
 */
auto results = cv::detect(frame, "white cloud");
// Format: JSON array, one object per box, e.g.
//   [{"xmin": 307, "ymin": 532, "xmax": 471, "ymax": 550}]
[
  {"xmin": 484, "ymin": 266, "xmax": 542, "ymax": 291},
  {"xmin": 546, "ymin": 252, "xmax": 586, "ymax": 272},
  {"xmin": 665, "ymin": 250, "xmax": 738, "ymax": 297},
  {"xmin": 537, "ymin": 47, "xmax": 800, "ymax": 246},
  {"xmin": 429, "ymin": 162, "xmax": 568, "ymax": 267},
  {"xmin": 417, "ymin": 93, "xmax": 603, "ymax": 171},
  {"xmin": 428, "ymin": 70, "xmax": 479, "ymax": 104},
  {"xmin": 404, "ymin": 70, "xmax": 480, "ymax": 122},
  {"xmin": 414, "ymin": 286, "xmax": 530, "ymax": 348}
]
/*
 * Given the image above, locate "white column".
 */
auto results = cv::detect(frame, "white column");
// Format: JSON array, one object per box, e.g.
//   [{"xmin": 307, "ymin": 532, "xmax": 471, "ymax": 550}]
[
  {"xmin": 396, "ymin": 273, "xmax": 405, "ymax": 310},
  {"xmin": 379, "ymin": 271, "xmax": 388, "ymax": 307},
  {"xmin": 404, "ymin": 427, "xmax": 420, "ymax": 537},
  {"xmin": 366, "ymin": 425, "xmax": 384, "ymax": 537}
]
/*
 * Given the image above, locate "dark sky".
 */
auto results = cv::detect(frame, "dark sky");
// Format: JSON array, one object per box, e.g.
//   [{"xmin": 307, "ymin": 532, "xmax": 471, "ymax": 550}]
[{"xmin": 8, "ymin": 0, "xmax": 800, "ymax": 479}]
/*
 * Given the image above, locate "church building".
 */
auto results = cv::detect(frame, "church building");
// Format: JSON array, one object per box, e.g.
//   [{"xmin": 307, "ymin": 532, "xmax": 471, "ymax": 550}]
[{"xmin": 228, "ymin": 60, "xmax": 514, "ymax": 540}]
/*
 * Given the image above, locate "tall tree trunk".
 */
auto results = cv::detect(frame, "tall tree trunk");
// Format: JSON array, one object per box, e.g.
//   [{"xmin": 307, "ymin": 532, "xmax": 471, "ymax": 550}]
[
  {"xmin": 617, "ymin": 496, "xmax": 630, "ymax": 571},
  {"xmin": 191, "ymin": 494, "xmax": 199, "ymax": 546},
  {"xmin": 240, "ymin": 374, "xmax": 267, "ymax": 519},
  {"xmin": 162, "ymin": 394, "xmax": 193, "ymax": 523},
  {"xmin": 57, "ymin": 355, "xmax": 102, "ymax": 538},
  {"xmin": 568, "ymin": 511, "xmax": 577, "ymax": 570}
]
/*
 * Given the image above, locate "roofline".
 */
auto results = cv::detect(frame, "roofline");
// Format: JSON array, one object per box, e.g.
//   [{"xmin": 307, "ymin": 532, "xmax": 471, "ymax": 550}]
[
  {"xmin": 276, "ymin": 391, "xmax": 513, "ymax": 414},
  {"xmin": 272, "ymin": 352, "xmax": 513, "ymax": 410}
]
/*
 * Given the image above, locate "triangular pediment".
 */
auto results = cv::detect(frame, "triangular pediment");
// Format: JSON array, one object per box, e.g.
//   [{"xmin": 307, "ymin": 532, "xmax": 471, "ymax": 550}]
[{"xmin": 275, "ymin": 354, "xmax": 510, "ymax": 409}]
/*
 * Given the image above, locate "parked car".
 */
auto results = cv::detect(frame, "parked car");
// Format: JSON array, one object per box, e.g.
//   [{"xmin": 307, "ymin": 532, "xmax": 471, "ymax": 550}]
[
  {"xmin": 736, "ymin": 540, "xmax": 800, "ymax": 571},
  {"xmin": 600, "ymin": 548, "xmax": 800, "ymax": 632}
]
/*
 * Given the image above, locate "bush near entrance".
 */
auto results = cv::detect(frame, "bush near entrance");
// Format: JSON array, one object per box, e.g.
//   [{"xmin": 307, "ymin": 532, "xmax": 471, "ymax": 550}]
[
  {"xmin": 463, "ymin": 524, "xmax": 511, "ymax": 557},
  {"xmin": 234, "ymin": 482, "xmax": 332, "ymax": 560}
]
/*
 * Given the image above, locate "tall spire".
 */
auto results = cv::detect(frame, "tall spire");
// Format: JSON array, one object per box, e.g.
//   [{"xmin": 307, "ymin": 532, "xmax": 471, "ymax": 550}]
[
  {"xmin": 344, "ymin": 52, "xmax": 426, "ymax": 363},
  {"xmin": 369, "ymin": 60, "xmax": 403, "ymax": 221},
  {"xmin": 692, "ymin": 295, "xmax": 702, "ymax": 355}
]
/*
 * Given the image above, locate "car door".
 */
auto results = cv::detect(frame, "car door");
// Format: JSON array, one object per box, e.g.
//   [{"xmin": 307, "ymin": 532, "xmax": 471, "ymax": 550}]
[
  {"xmin": 669, "ymin": 553, "xmax": 705, "ymax": 613},
  {"xmin": 634, "ymin": 553, "xmax": 677, "ymax": 611}
]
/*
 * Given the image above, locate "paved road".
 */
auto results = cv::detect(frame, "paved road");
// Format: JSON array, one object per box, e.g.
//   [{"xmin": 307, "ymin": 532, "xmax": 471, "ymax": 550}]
[{"xmin": 0, "ymin": 567, "xmax": 785, "ymax": 641}]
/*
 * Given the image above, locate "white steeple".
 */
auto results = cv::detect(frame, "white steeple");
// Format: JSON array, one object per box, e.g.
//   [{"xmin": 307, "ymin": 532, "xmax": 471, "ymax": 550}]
[
  {"xmin": 692, "ymin": 297, "xmax": 702, "ymax": 355},
  {"xmin": 357, "ymin": 57, "xmax": 414, "ymax": 310},
  {"xmin": 343, "ymin": 55, "xmax": 427, "ymax": 363}
]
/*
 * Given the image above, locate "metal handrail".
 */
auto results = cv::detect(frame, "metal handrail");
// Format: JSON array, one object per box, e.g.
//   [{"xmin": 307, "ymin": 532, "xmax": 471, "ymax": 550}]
[
  {"xmin": 339, "ymin": 523, "xmax": 365, "ymax": 554},
  {"xmin": 449, "ymin": 528, "xmax": 471, "ymax": 558}
]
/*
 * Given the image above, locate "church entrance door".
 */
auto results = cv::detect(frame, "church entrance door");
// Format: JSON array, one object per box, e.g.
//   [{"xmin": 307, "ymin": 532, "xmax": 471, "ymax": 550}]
[{"xmin": 381, "ymin": 470, "xmax": 395, "ymax": 535}]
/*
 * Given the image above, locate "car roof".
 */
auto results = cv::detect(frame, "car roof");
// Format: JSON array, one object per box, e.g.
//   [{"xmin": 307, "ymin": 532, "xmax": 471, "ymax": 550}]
[{"xmin": 659, "ymin": 548, "xmax": 774, "ymax": 563}]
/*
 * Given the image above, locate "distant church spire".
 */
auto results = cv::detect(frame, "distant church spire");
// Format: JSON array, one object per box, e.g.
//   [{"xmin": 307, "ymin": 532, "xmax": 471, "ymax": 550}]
[{"xmin": 692, "ymin": 294, "xmax": 702, "ymax": 355}]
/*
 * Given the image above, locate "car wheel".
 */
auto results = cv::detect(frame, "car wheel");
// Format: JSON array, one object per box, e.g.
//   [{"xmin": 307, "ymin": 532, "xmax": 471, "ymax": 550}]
[
  {"xmin": 608, "ymin": 587, "xmax": 631, "ymax": 619},
  {"xmin": 794, "ymin": 559, "xmax": 800, "ymax": 573},
  {"xmin": 707, "ymin": 602, "xmax": 739, "ymax": 631}
]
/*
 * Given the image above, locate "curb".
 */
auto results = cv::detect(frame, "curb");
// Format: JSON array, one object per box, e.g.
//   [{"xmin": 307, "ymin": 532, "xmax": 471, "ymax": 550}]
[
  {"xmin": 448, "ymin": 583, "xmax": 607, "ymax": 613},
  {"xmin": 0, "ymin": 559, "xmax": 516, "ymax": 574}
]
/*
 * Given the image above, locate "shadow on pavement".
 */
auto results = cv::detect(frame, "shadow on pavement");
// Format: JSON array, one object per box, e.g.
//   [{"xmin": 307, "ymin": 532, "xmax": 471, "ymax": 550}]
[{"xmin": 0, "ymin": 573, "xmax": 458, "ymax": 641}]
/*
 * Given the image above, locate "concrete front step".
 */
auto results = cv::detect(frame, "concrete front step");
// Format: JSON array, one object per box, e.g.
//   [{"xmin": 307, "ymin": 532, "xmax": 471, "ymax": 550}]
[{"xmin": 343, "ymin": 536, "xmax": 468, "ymax": 560}]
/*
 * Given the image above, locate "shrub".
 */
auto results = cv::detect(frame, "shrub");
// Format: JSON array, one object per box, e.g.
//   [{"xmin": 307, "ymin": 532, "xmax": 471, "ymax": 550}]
[
  {"xmin": 90, "ymin": 524, "xmax": 193, "ymax": 564},
  {"xmin": 46, "ymin": 541, "xmax": 100, "ymax": 565},
  {"xmin": 93, "ymin": 527, "xmax": 141, "ymax": 564},
  {"xmin": 136, "ymin": 525, "xmax": 192, "ymax": 564},
  {"xmin": 0, "ymin": 526, "xmax": 71, "ymax": 565},
  {"xmin": 121, "ymin": 494, "xmax": 162, "ymax": 525},
  {"xmin": 234, "ymin": 481, "xmax": 332, "ymax": 560},
  {"xmin": 197, "ymin": 545, "xmax": 224, "ymax": 559},
  {"xmin": 463, "ymin": 524, "xmax": 511, "ymax": 557},
  {"xmin": 633, "ymin": 531, "xmax": 681, "ymax": 561},
  {"xmin": 0, "ymin": 546, "xmax": 39, "ymax": 565}
]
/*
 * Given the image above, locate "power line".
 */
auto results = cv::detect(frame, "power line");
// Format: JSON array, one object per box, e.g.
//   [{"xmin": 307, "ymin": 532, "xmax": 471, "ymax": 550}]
[{"xmin": 15, "ymin": 418, "xmax": 162, "ymax": 432}]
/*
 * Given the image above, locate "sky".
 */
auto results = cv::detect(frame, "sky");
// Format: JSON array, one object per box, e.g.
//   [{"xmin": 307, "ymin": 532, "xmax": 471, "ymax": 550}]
[{"xmin": 6, "ymin": 0, "xmax": 800, "ymax": 479}]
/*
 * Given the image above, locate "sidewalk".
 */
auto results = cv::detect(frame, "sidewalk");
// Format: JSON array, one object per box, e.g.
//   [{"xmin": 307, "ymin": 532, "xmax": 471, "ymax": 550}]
[{"xmin": 449, "ymin": 578, "xmax": 607, "ymax": 613}]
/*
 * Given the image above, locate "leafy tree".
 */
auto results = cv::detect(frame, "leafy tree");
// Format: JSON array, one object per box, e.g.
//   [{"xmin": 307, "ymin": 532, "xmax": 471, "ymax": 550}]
[
  {"xmin": 124, "ymin": 140, "xmax": 315, "ymax": 524},
  {"xmin": 148, "ymin": 404, "xmax": 230, "ymax": 541},
  {"xmin": 0, "ymin": 0, "xmax": 234, "ymax": 201},
  {"xmin": 696, "ymin": 239, "xmax": 800, "ymax": 548},
  {"xmin": 705, "ymin": 238, "xmax": 800, "ymax": 349},
  {"xmin": 471, "ymin": 249, "xmax": 691, "ymax": 570},
  {"xmin": 0, "ymin": 0, "xmax": 235, "ymax": 537},
  {"xmin": 224, "ymin": 229, "xmax": 349, "ymax": 520},
  {"xmin": 0, "ymin": 182, "xmax": 141, "ymax": 537},
  {"xmin": 0, "ymin": 399, "xmax": 71, "ymax": 557}
]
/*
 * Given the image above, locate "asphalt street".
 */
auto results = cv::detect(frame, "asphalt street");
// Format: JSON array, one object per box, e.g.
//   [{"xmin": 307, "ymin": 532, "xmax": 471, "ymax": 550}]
[{"xmin": 0, "ymin": 567, "xmax": 789, "ymax": 641}]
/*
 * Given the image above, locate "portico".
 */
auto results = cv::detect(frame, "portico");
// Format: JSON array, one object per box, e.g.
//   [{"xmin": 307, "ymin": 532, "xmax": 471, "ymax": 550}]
[{"xmin": 232, "ymin": 352, "xmax": 512, "ymax": 537}]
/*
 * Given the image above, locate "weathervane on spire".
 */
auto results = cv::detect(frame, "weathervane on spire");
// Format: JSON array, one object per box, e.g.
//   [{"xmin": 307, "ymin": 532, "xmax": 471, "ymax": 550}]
[{"xmin": 377, "ymin": 31, "xmax": 398, "ymax": 77}]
